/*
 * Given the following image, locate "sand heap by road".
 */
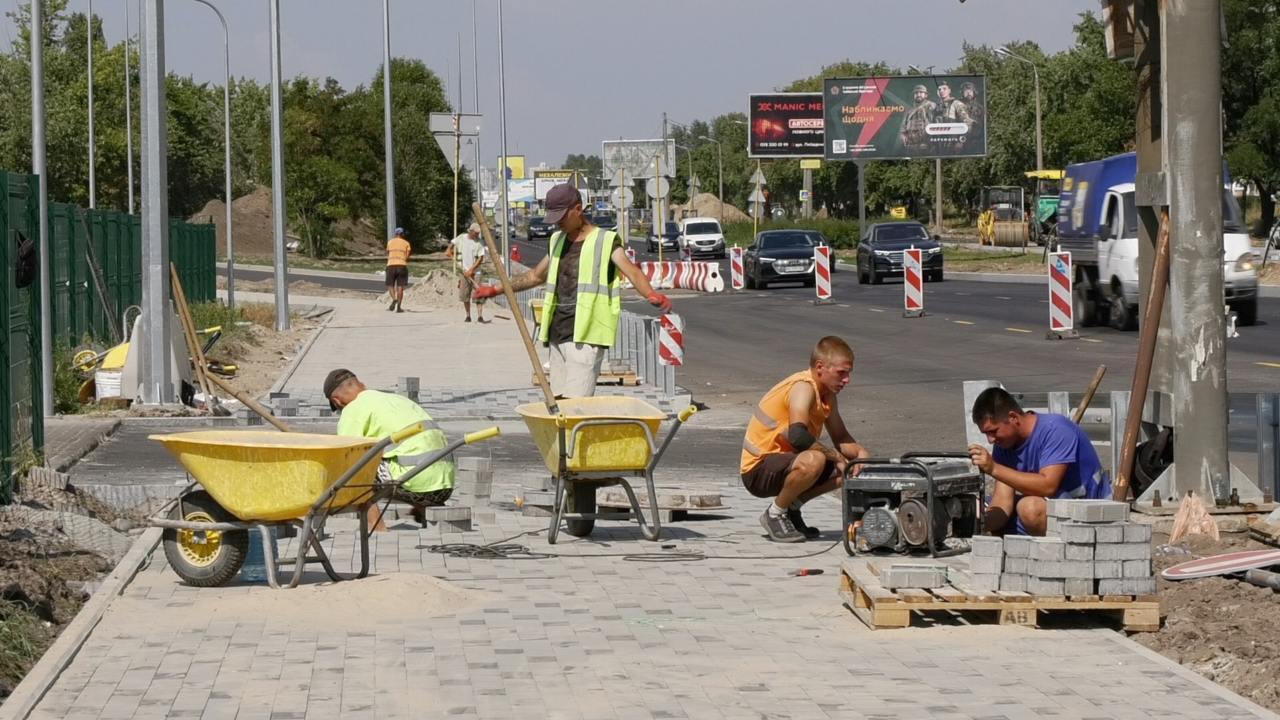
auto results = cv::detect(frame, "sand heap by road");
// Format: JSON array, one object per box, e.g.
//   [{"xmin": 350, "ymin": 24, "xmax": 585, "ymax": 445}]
[
  {"xmin": 375, "ymin": 268, "xmax": 489, "ymax": 310},
  {"xmin": 191, "ymin": 185, "xmax": 383, "ymax": 259},
  {"xmin": 670, "ymin": 193, "xmax": 750, "ymax": 223}
]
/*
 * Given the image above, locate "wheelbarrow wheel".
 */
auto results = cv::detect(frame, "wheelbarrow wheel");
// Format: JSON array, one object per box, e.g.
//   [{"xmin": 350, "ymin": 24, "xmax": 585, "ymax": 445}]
[
  {"xmin": 565, "ymin": 486, "xmax": 596, "ymax": 538},
  {"xmin": 162, "ymin": 491, "xmax": 249, "ymax": 587}
]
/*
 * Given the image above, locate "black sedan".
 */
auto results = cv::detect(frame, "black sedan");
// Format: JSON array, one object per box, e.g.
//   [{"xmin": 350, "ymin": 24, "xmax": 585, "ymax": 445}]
[
  {"xmin": 744, "ymin": 230, "xmax": 819, "ymax": 289},
  {"xmin": 647, "ymin": 221, "xmax": 680, "ymax": 253},
  {"xmin": 855, "ymin": 221, "xmax": 944, "ymax": 285},
  {"xmin": 527, "ymin": 216, "xmax": 554, "ymax": 240},
  {"xmin": 592, "ymin": 214, "xmax": 618, "ymax": 231}
]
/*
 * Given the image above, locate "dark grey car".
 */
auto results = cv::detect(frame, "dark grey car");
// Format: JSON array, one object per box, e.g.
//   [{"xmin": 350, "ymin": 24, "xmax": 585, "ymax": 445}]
[
  {"xmin": 744, "ymin": 230, "xmax": 819, "ymax": 289},
  {"xmin": 856, "ymin": 221, "xmax": 944, "ymax": 284}
]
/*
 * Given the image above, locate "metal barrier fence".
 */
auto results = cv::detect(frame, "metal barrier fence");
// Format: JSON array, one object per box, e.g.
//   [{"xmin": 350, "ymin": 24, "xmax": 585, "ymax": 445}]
[{"xmin": 502, "ymin": 287, "xmax": 677, "ymax": 396}]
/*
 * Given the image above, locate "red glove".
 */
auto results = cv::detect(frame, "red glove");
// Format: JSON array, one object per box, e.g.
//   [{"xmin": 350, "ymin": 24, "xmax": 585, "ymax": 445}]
[
  {"xmin": 647, "ymin": 292, "xmax": 672, "ymax": 312},
  {"xmin": 474, "ymin": 285, "xmax": 502, "ymax": 300}
]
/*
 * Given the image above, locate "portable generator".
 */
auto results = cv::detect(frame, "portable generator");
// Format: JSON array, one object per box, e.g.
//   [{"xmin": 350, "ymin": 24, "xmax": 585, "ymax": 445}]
[{"xmin": 842, "ymin": 453, "xmax": 984, "ymax": 558}]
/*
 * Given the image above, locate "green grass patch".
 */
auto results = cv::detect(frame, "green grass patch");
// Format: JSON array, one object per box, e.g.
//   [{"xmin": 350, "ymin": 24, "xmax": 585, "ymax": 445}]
[{"xmin": 0, "ymin": 600, "xmax": 55, "ymax": 689}]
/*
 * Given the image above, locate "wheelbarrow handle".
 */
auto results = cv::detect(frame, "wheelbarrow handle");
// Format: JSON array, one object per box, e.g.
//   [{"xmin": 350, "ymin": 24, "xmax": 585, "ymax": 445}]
[
  {"xmin": 464, "ymin": 426, "xmax": 501, "ymax": 444},
  {"xmin": 396, "ymin": 426, "xmax": 502, "ymax": 486},
  {"xmin": 648, "ymin": 405, "xmax": 698, "ymax": 474}
]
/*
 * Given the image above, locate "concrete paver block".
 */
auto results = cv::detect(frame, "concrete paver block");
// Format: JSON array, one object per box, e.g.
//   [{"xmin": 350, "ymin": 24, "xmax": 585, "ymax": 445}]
[
  {"xmin": 422, "ymin": 506, "xmax": 471, "ymax": 522},
  {"xmin": 999, "ymin": 573, "xmax": 1027, "ymax": 592},
  {"xmin": 880, "ymin": 564, "xmax": 949, "ymax": 589},
  {"xmin": 1123, "ymin": 559, "xmax": 1153, "ymax": 578},
  {"xmin": 1065, "ymin": 543, "xmax": 1095, "ymax": 561},
  {"xmin": 1002, "ymin": 534, "xmax": 1031, "ymax": 558},
  {"xmin": 1093, "ymin": 560, "xmax": 1123, "ymax": 579},
  {"xmin": 1004, "ymin": 557, "xmax": 1029, "ymax": 575},
  {"xmin": 1030, "ymin": 537, "xmax": 1065, "ymax": 561},
  {"xmin": 1066, "ymin": 501, "xmax": 1129, "ymax": 523},
  {"xmin": 1058, "ymin": 522, "xmax": 1096, "ymax": 544},
  {"xmin": 1124, "ymin": 522, "xmax": 1153, "ymax": 543},
  {"xmin": 1094, "ymin": 523, "xmax": 1125, "ymax": 543},
  {"xmin": 969, "ymin": 535, "xmax": 1003, "ymax": 557},
  {"xmin": 1033, "ymin": 560, "xmax": 1092, "ymax": 579},
  {"xmin": 971, "ymin": 572, "xmax": 1000, "ymax": 591},
  {"xmin": 1096, "ymin": 542, "xmax": 1152, "ymax": 561},
  {"xmin": 970, "ymin": 555, "xmax": 1002, "ymax": 575},
  {"xmin": 1064, "ymin": 578, "xmax": 1095, "ymax": 596},
  {"xmin": 1027, "ymin": 577, "xmax": 1066, "ymax": 595},
  {"xmin": 1098, "ymin": 578, "xmax": 1157, "ymax": 595}
]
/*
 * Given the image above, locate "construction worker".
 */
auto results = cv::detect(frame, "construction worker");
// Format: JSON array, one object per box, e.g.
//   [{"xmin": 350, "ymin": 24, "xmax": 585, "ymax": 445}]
[
  {"xmin": 446, "ymin": 223, "xmax": 488, "ymax": 323},
  {"xmin": 740, "ymin": 336, "xmax": 871, "ymax": 543},
  {"xmin": 385, "ymin": 227, "xmax": 411, "ymax": 313},
  {"xmin": 324, "ymin": 368, "xmax": 454, "ymax": 526},
  {"xmin": 978, "ymin": 204, "xmax": 996, "ymax": 245},
  {"xmin": 967, "ymin": 387, "xmax": 1110, "ymax": 536},
  {"xmin": 474, "ymin": 183, "xmax": 671, "ymax": 398}
]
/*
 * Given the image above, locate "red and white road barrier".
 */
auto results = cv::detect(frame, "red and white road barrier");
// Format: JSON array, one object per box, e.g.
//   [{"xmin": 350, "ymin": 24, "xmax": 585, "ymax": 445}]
[
  {"xmin": 658, "ymin": 313, "xmax": 684, "ymax": 366},
  {"xmin": 903, "ymin": 248, "xmax": 924, "ymax": 317},
  {"xmin": 730, "ymin": 246, "xmax": 745, "ymax": 290},
  {"xmin": 625, "ymin": 246, "xmax": 637, "ymax": 264},
  {"xmin": 638, "ymin": 261, "xmax": 724, "ymax": 293},
  {"xmin": 1048, "ymin": 251, "xmax": 1076, "ymax": 338},
  {"xmin": 813, "ymin": 246, "xmax": 832, "ymax": 302}
]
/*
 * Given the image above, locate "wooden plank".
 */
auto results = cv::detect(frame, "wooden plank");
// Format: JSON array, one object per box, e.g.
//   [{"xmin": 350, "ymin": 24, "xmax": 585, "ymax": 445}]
[
  {"xmin": 1101, "ymin": 595, "xmax": 1134, "ymax": 603},
  {"xmin": 842, "ymin": 561, "xmax": 899, "ymax": 604},
  {"xmin": 1121, "ymin": 605, "xmax": 1161, "ymax": 632},
  {"xmin": 998, "ymin": 606, "xmax": 1038, "ymax": 626},
  {"xmin": 930, "ymin": 585, "xmax": 968, "ymax": 603},
  {"xmin": 950, "ymin": 580, "xmax": 1002, "ymax": 603},
  {"xmin": 896, "ymin": 589, "xmax": 934, "ymax": 604},
  {"xmin": 1067, "ymin": 595, "xmax": 1100, "ymax": 603},
  {"xmin": 995, "ymin": 590, "xmax": 1034, "ymax": 603}
]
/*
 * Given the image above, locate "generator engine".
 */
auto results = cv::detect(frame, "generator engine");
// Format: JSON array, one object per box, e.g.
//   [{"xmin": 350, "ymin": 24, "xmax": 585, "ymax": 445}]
[{"xmin": 843, "ymin": 454, "xmax": 984, "ymax": 557}]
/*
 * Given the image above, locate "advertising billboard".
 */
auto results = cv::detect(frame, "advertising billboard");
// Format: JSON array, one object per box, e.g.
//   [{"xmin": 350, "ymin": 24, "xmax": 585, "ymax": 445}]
[
  {"xmin": 500, "ymin": 155, "xmax": 526, "ymax": 180},
  {"xmin": 823, "ymin": 75, "xmax": 987, "ymax": 160},
  {"xmin": 602, "ymin": 139, "xmax": 677, "ymax": 179},
  {"xmin": 534, "ymin": 170, "xmax": 578, "ymax": 201},
  {"xmin": 748, "ymin": 93, "xmax": 825, "ymax": 158}
]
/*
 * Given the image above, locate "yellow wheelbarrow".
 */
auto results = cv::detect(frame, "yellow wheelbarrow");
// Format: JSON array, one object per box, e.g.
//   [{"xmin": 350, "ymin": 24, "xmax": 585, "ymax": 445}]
[
  {"xmin": 517, "ymin": 397, "xmax": 697, "ymax": 543},
  {"xmin": 148, "ymin": 423, "xmax": 500, "ymax": 588}
]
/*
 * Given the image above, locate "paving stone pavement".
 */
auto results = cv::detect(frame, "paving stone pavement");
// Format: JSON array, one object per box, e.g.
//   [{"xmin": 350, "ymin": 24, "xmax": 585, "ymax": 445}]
[
  {"xmin": 42, "ymin": 417, "xmax": 122, "ymax": 472},
  {"xmin": 28, "ymin": 462, "xmax": 1277, "ymax": 720}
]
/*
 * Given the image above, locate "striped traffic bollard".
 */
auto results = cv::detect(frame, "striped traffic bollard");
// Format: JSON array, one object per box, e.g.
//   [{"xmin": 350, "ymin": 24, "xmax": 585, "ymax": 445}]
[
  {"xmin": 813, "ymin": 245, "xmax": 832, "ymax": 304},
  {"xmin": 625, "ymin": 246, "xmax": 637, "ymax": 265},
  {"xmin": 730, "ymin": 246, "xmax": 745, "ymax": 290},
  {"xmin": 903, "ymin": 248, "xmax": 925, "ymax": 318},
  {"xmin": 658, "ymin": 313, "xmax": 684, "ymax": 366},
  {"xmin": 1047, "ymin": 251, "xmax": 1080, "ymax": 340}
]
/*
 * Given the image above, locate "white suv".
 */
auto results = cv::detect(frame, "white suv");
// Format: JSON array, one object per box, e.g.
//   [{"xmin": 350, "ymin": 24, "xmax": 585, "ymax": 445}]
[{"xmin": 678, "ymin": 217, "xmax": 727, "ymax": 259}]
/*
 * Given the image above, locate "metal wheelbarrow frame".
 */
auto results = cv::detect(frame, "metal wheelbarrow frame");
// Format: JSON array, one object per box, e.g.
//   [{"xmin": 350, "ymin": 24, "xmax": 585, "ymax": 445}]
[
  {"xmin": 547, "ymin": 406, "xmax": 697, "ymax": 544},
  {"xmin": 149, "ymin": 425, "xmax": 499, "ymax": 588}
]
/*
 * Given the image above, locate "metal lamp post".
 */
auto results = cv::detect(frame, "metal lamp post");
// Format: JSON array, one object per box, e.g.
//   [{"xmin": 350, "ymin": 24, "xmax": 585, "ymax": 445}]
[
  {"xmin": 87, "ymin": 0, "xmax": 96, "ymax": 208},
  {"xmin": 382, "ymin": 0, "xmax": 396, "ymax": 235},
  {"xmin": 187, "ymin": 0, "xmax": 235, "ymax": 307},
  {"xmin": 698, "ymin": 136, "xmax": 723, "ymax": 225},
  {"xmin": 33, "ymin": 0, "xmax": 53, "ymax": 414},
  {"xmin": 268, "ymin": 0, "xmax": 289, "ymax": 330},
  {"xmin": 496, "ymin": 0, "xmax": 511, "ymax": 273},
  {"xmin": 123, "ymin": 0, "xmax": 134, "ymax": 214},
  {"xmin": 997, "ymin": 46, "xmax": 1042, "ymax": 172}
]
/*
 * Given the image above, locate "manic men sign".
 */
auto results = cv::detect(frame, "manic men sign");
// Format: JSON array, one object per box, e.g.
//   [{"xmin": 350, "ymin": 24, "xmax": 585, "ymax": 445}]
[{"xmin": 748, "ymin": 93, "xmax": 825, "ymax": 158}]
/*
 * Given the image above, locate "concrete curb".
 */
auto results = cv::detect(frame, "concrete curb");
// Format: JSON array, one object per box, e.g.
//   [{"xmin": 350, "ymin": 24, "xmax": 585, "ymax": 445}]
[
  {"xmin": 1100, "ymin": 629, "xmax": 1280, "ymax": 718},
  {"xmin": 45, "ymin": 419, "xmax": 122, "ymax": 473},
  {"xmin": 267, "ymin": 304, "xmax": 337, "ymax": 398},
  {"xmin": 0, "ymin": 527, "xmax": 162, "ymax": 720}
]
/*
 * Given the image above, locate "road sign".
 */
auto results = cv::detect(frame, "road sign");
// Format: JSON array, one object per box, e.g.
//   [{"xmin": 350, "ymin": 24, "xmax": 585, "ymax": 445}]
[
  {"xmin": 610, "ymin": 186, "xmax": 635, "ymax": 207},
  {"xmin": 750, "ymin": 167, "xmax": 768, "ymax": 186},
  {"xmin": 603, "ymin": 139, "xmax": 676, "ymax": 178},
  {"xmin": 646, "ymin": 177, "xmax": 671, "ymax": 199},
  {"xmin": 800, "ymin": 158, "xmax": 822, "ymax": 170},
  {"xmin": 428, "ymin": 112, "xmax": 481, "ymax": 136},
  {"xmin": 748, "ymin": 187, "xmax": 766, "ymax": 203},
  {"xmin": 610, "ymin": 168, "xmax": 628, "ymax": 187},
  {"xmin": 798, "ymin": 189, "xmax": 810, "ymax": 202}
]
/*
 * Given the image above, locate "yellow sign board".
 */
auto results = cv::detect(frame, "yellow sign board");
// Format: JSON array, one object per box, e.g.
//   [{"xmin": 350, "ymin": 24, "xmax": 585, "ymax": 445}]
[
  {"xmin": 799, "ymin": 158, "xmax": 822, "ymax": 169},
  {"xmin": 890, "ymin": 206, "xmax": 907, "ymax": 219},
  {"xmin": 501, "ymin": 155, "xmax": 526, "ymax": 180}
]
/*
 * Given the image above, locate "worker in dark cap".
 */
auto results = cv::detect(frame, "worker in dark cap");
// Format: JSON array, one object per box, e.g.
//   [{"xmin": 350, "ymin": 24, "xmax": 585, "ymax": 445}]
[
  {"xmin": 899, "ymin": 83, "xmax": 936, "ymax": 151},
  {"xmin": 475, "ymin": 182, "xmax": 672, "ymax": 398},
  {"xmin": 323, "ymin": 368, "xmax": 454, "ymax": 525}
]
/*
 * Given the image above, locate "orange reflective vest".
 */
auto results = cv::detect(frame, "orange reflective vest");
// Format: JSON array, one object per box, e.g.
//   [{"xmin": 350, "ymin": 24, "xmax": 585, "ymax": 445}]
[{"xmin": 740, "ymin": 370, "xmax": 831, "ymax": 474}]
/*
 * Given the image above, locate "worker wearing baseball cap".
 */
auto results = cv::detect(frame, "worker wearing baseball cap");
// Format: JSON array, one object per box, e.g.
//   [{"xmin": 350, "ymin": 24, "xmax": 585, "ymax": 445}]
[
  {"xmin": 475, "ymin": 183, "xmax": 671, "ymax": 398},
  {"xmin": 385, "ymin": 227, "xmax": 411, "ymax": 313}
]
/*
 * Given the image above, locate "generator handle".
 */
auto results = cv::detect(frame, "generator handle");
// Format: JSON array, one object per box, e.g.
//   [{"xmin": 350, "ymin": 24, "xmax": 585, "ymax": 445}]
[{"xmin": 845, "ymin": 455, "xmax": 972, "ymax": 560}]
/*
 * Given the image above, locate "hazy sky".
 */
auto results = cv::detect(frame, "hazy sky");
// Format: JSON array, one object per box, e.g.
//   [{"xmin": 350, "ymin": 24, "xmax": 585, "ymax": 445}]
[{"xmin": 51, "ymin": 0, "xmax": 1096, "ymax": 169}]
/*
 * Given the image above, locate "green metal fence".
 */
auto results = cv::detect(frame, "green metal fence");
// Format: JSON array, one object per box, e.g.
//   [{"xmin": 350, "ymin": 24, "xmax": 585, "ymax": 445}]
[
  {"xmin": 1, "ymin": 173, "xmax": 43, "ymax": 502},
  {"xmin": 3, "ymin": 167, "xmax": 217, "ymax": 496}
]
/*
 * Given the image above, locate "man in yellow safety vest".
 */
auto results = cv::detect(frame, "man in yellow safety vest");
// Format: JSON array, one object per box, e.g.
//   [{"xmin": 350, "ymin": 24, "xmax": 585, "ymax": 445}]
[
  {"xmin": 475, "ymin": 184, "xmax": 671, "ymax": 398},
  {"xmin": 740, "ymin": 336, "xmax": 871, "ymax": 542}
]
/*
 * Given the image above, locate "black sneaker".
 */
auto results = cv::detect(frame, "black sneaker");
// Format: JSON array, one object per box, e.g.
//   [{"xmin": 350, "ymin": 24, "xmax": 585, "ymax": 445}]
[
  {"xmin": 787, "ymin": 506, "xmax": 820, "ymax": 539},
  {"xmin": 759, "ymin": 509, "xmax": 805, "ymax": 543},
  {"xmin": 387, "ymin": 302, "xmax": 396, "ymax": 311}
]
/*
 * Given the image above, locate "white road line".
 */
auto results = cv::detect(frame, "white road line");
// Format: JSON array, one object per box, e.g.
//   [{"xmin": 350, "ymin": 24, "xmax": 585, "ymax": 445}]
[
  {"xmin": 1005, "ymin": 327, "xmax": 1032, "ymax": 334},
  {"xmin": 953, "ymin": 320, "xmax": 974, "ymax": 325}
]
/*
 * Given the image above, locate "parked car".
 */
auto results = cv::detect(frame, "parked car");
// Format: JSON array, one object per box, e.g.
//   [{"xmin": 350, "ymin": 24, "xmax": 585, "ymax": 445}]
[
  {"xmin": 527, "ymin": 216, "xmax": 554, "ymax": 240},
  {"xmin": 592, "ymin": 214, "xmax": 618, "ymax": 231},
  {"xmin": 798, "ymin": 230, "xmax": 835, "ymax": 272},
  {"xmin": 743, "ymin": 230, "xmax": 819, "ymax": 289},
  {"xmin": 679, "ymin": 217, "xmax": 727, "ymax": 258},
  {"xmin": 856, "ymin": 221, "xmax": 944, "ymax": 284},
  {"xmin": 648, "ymin": 221, "xmax": 680, "ymax": 253}
]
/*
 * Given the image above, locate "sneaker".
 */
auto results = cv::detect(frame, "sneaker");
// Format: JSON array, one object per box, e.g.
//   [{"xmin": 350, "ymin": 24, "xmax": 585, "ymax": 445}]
[
  {"xmin": 465, "ymin": 316, "xmax": 472, "ymax": 323},
  {"xmin": 759, "ymin": 509, "xmax": 805, "ymax": 543},
  {"xmin": 387, "ymin": 302, "xmax": 396, "ymax": 311},
  {"xmin": 787, "ymin": 507, "xmax": 820, "ymax": 539},
  {"xmin": 396, "ymin": 306, "xmax": 405, "ymax": 313}
]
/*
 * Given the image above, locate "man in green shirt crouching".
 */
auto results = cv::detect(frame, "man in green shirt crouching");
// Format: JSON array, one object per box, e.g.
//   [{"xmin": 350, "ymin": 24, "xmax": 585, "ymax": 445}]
[{"xmin": 324, "ymin": 368, "xmax": 455, "ymax": 526}]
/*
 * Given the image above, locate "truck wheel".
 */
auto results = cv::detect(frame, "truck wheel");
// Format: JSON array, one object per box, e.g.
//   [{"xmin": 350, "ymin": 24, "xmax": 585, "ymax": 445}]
[
  {"xmin": 1074, "ymin": 287, "xmax": 1099, "ymax": 327},
  {"xmin": 1108, "ymin": 296, "xmax": 1138, "ymax": 331},
  {"xmin": 1234, "ymin": 299, "xmax": 1258, "ymax": 327}
]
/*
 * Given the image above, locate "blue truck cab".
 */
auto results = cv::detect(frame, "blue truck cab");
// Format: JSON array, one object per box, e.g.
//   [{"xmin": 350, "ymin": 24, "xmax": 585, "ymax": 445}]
[{"xmin": 1057, "ymin": 152, "xmax": 1258, "ymax": 329}]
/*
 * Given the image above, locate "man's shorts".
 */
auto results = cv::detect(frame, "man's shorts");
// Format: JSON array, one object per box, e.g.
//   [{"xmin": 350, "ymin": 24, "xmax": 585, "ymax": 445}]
[
  {"xmin": 549, "ymin": 341, "xmax": 604, "ymax": 398},
  {"xmin": 385, "ymin": 265, "xmax": 409, "ymax": 288},
  {"xmin": 741, "ymin": 452, "xmax": 838, "ymax": 499},
  {"xmin": 459, "ymin": 273, "xmax": 486, "ymax": 303},
  {"xmin": 377, "ymin": 462, "xmax": 453, "ymax": 507}
]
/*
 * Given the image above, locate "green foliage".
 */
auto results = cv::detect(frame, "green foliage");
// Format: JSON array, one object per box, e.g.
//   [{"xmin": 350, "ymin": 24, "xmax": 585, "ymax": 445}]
[
  {"xmin": 0, "ymin": 600, "xmax": 51, "ymax": 689},
  {"xmin": 1222, "ymin": 0, "xmax": 1280, "ymax": 234},
  {"xmin": 563, "ymin": 154, "xmax": 603, "ymax": 189},
  {"xmin": 51, "ymin": 341, "xmax": 84, "ymax": 415},
  {"xmin": 723, "ymin": 218, "xmax": 868, "ymax": 249}
]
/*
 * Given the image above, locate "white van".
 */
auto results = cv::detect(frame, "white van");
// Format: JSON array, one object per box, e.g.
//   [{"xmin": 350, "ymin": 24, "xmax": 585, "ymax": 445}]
[{"xmin": 678, "ymin": 217, "xmax": 727, "ymax": 259}]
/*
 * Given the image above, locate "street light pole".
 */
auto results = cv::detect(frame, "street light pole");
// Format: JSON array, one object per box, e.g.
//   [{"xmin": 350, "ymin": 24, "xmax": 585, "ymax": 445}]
[
  {"xmin": 87, "ymin": 0, "xmax": 96, "ymax": 208},
  {"xmin": 471, "ymin": 0, "xmax": 481, "ymax": 207},
  {"xmin": 268, "ymin": 0, "xmax": 289, "ymax": 330},
  {"xmin": 188, "ymin": 0, "xmax": 234, "ymax": 307},
  {"xmin": 139, "ymin": 0, "xmax": 173, "ymax": 403},
  {"xmin": 997, "ymin": 46, "xmax": 1043, "ymax": 171},
  {"xmin": 123, "ymin": 0, "xmax": 134, "ymax": 214},
  {"xmin": 381, "ymin": 0, "xmax": 397, "ymax": 235},
  {"xmin": 33, "ymin": 0, "xmax": 53, "ymax": 415},
  {"xmin": 496, "ymin": 0, "xmax": 511, "ymax": 274},
  {"xmin": 699, "ymin": 136, "xmax": 723, "ymax": 225}
]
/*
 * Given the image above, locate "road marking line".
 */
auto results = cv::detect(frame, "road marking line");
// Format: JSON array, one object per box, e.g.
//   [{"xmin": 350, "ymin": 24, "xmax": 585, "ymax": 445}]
[
  {"xmin": 996, "ymin": 296, "xmax": 1013, "ymax": 300},
  {"xmin": 953, "ymin": 320, "xmax": 974, "ymax": 325},
  {"xmin": 1005, "ymin": 327, "xmax": 1032, "ymax": 334},
  {"xmin": 1258, "ymin": 362, "xmax": 1280, "ymax": 369},
  {"xmin": 868, "ymin": 308, "xmax": 885, "ymax": 313},
  {"xmin": 1083, "ymin": 338, "xmax": 1103, "ymax": 343},
  {"xmin": 838, "ymin": 304, "xmax": 851, "ymax": 308}
]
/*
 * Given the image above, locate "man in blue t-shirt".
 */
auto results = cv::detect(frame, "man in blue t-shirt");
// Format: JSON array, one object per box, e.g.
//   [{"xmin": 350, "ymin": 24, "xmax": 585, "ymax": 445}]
[{"xmin": 967, "ymin": 387, "xmax": 1109, "ymax": 536}]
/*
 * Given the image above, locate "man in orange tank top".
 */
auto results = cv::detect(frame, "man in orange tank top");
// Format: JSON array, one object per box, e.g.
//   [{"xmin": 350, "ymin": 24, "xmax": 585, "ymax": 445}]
[
  {"xmin": 385, "ymin": 227, "xmax": 412, "ymax": 312},
  {"xmin": 740, "ymin": 336, "xmax": 871, "ymax": 542}
]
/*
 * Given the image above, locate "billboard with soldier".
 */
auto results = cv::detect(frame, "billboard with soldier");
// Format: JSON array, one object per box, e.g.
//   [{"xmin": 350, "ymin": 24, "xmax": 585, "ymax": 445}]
[
  {"xmin": 748, "ymin": 93, "xmax": 825, "ymax": 158},
  {"xmin": 822, "ymin": 75, "xmax": 987, "ymax": 160}
]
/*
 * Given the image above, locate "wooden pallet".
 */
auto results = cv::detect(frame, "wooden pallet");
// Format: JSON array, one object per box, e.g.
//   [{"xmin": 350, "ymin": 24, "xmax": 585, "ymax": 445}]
[{"xmin": 838, "ymin": 559, "xmax": 1160, "ymax": 632}]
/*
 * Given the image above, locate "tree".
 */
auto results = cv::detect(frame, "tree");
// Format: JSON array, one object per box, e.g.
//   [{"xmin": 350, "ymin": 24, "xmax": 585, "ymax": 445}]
[
  {"xmin": 1222, "ymin": 0, "xmax": 1280, "ymax": 233},
  {"xmin": 563, "ymin": 153, "xmax": 602, "ymax": 189}
]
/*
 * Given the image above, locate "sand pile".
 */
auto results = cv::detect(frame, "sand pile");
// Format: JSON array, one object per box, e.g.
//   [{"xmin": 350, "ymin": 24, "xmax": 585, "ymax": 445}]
[
  {"xmin": 671, "ymin": 193, "xmax": 750, "ymax": 223},
  {"xmin": 191, "ymin": 185, "xmax": 289, "ymax": 258},
  {"xmin": 375, "ymin": 269, "xmax": 489, "ymax": 309}
]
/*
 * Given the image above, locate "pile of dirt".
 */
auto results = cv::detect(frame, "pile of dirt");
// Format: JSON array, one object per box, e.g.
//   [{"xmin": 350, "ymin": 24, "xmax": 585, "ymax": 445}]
[
  {"xmin": 211, "ymin": 317, "xmax": 322, "ymax": 399},
  {"xmin": 333, "ymin": 218, "xmax": 385, "ymax": 256},
  {"xmin": 1137, "ymin": 528, "xmax": 1280, "ymax": 712},
  {"xmin": 193, "ymin": 186, "xmax": 390, "ymax": 260},
  {"xmin": 670, "ymin": 193, "xmax": 750, "ymax": 223},
  {"xmin": 375, "ymin": 269, "xmax": 476, "ymax": 310}
]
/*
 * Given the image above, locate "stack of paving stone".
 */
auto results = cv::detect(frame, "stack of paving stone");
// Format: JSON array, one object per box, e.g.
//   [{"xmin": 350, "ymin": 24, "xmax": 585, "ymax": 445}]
[{"xmin": 968, "ymin": 500, "xmax": 1156, "ymax": 596}]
